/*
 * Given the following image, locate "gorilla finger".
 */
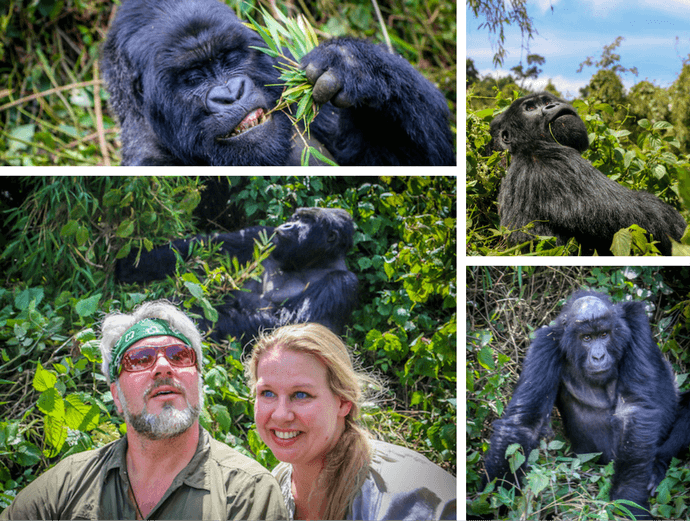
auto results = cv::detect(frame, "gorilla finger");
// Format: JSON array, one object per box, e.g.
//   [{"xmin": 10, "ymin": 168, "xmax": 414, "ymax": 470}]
[
  {"xmin": 332, "ymin": 90, "xmax": 352, "ymax": 109},
  {"xmin": 312, "ymin": 70, "xmax": 343, "ymax": 104},
  {"xmin": 304, "ymin": 62, "xmax": 325, "ymax": 85}
]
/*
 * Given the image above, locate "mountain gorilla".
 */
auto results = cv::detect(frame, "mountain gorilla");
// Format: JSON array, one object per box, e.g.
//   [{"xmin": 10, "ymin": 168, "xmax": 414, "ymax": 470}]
[
  {"xmin": 482, "ymin": 291, "xmax": 678, "ymax": 519},
  {"xmin": 116, "ymin": 208, "xmax": 358, "ymax": 344},
  {"xmin": 101, "ymin": 0, "xmax": 455, "ymax": 166},
  {"xmin": 490, "ymin": 92, "xmax": 686, "ymax": 255}
]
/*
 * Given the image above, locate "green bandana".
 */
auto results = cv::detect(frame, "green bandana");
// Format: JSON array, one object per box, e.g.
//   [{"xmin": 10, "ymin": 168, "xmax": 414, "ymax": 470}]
[{"xmin": 110, "ymin": 318, "xmax": 193, "ymax": 382}]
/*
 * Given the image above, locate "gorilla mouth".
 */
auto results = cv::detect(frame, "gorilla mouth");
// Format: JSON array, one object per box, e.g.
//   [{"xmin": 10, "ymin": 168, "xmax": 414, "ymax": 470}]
[
  {"xmin": 219, "ymin": 108, "xmax": 270, "ymax": 140},
  {"xmin": 550, "ymin": 107, "xmax": 578, "ymax": 124}
]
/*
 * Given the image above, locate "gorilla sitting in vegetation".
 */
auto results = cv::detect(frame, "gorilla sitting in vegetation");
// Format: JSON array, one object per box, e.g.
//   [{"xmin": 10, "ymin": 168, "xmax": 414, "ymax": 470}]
[
  {"xmin": 490, "ymin": 92, "xmax": 686, "ymax": 255},
  {"xmin": 482, "ymin": 290, "xmax": 678, "ymax": 519},
  {"xmin": 101, "ymin": 0, "xmax": 455, "ymax": 166},
  {"xmin": 116, "ymin": 208, "xmax": 358, "ymax": 345}
]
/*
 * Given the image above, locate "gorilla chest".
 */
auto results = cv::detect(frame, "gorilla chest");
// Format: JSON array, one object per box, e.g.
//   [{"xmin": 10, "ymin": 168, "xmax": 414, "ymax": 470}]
[
  {"xmin": 237, "ymin": 264, "xmax": 329, "ymax": 308},
  {"xmin": 557, "ymin": 376, "xmax": 627, "ymax": 462}
]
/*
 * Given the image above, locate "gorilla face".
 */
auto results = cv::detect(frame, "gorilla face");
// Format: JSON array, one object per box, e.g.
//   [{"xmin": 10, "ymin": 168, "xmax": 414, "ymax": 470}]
[
  {"xmin": 110, "ymin": 0, "xmax": 293, "ymax": 165},
  {"xmin": 491, "ymin": 92, "xmax": 589, "ymax": 154},
  {"xmin": 102, "ymin": 0, "xmax": 456, "ymax": 166}
]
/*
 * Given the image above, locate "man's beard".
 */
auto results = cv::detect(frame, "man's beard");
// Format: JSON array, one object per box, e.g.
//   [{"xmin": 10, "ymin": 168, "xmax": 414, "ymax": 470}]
[{"xmin": 116, "ymin": 377, "xmax": 202, "ymax": 440}]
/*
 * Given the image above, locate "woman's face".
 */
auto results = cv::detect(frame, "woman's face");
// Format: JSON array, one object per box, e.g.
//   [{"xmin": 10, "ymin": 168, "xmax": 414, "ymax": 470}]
[{"xmin": 254, "ymin": 348, "xmax": 352, "ymax": 471}]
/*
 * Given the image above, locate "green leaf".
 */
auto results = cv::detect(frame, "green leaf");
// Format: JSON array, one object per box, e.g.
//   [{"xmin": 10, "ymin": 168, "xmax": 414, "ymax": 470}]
[
  {"xmin": 43, "ymin": 415, "xmax": 68, "ymax": 455},
  {"xmin": 33, "ymin": 363, "xmax": 57, "ymax": 391},
  {"xmin": 75, "ymin": 294, "xmax": 101, "ymax": 318},
  {"xmin": 80, "ymin": 340, "xmax": 102, "ymax": 363},
  {"xmin": 14, "ymin": 442, "xmax": 41, "ymax": 466},
  {"xmin": 65, "ymin": 394, "xmax": 100, "ymax": 431},
  {"xmin": 60, "ymin": 220, "xmax": 79, "ymax": 237},
  {"xmin": 116, "ymin": 220, "xmax": 135, "ymax": 238},
  {"xmin": 183, "ymin": 280, "xmax": 204, "ymax": 299},
  {"xmin": 37, "ymin": 388, "xmax": 65, "ymax": 417}
]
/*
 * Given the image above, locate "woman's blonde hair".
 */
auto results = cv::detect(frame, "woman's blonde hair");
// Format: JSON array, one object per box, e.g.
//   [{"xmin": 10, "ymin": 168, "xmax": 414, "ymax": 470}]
[{"xmin": 245, "ymin": 323, "xmax": 380, "ymax": 520}]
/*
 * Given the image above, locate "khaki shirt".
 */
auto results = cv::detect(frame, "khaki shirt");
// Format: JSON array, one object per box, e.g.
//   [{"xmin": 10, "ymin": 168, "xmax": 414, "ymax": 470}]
[{"xmin": 1, "ymin": 427, "xmax": 287, "ymax": 520}]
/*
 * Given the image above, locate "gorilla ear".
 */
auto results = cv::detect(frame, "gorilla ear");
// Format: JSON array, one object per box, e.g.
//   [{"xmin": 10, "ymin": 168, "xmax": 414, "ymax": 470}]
[
  {"xmin": 499, "ymin": 130, "xmax": 511, "ymax": 149},
  {"xmin": 327, "ymin": 231, "xmax": 338, "ymax": 243}
]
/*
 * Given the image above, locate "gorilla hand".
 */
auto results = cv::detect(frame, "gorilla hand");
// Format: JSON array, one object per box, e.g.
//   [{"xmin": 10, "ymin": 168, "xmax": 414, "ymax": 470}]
[{"xmin": 300, "ymin": 37, "xmax": 455, "ymax": 166}]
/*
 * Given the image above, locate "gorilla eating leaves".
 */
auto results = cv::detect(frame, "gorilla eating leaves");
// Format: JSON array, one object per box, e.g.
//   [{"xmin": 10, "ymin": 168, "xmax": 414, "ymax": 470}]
[
  {"xmin": 482, "ymin": 291, "xmax": 678, "ymax": 519},
  {"xmin": 490, "ymin": 92, "xmax": 686, "ymax": 255},
  {"xmin": 116, "ymin": 207, "xmax": 357, "ymax": 344},
  {"xmin": 101, "ymin": 0, "xmax": 455, "ymax": 166}
]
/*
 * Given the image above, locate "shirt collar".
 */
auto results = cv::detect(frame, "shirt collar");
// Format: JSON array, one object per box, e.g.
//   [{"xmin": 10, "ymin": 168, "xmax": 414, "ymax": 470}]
[{"xmin": 102, "ymin": 426, "xmax": 213, "ymax": 492}]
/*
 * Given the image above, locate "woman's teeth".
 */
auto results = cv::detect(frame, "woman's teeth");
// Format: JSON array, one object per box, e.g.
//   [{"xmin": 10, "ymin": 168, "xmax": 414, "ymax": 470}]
[{"xmin": 274, "ymin": 430, "xmax": 300, "ymax": 439}]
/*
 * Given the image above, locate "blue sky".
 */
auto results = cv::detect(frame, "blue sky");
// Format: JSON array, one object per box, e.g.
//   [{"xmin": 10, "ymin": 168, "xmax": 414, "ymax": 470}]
[{"xmin": 466, "ymin": 0, "xmax": 690, "ymax": 99}]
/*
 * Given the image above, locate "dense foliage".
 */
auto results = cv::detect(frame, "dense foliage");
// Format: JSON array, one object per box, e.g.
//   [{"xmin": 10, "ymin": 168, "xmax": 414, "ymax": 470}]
[
  {"xmin": 467, "ymin": 266, "xmax": 690, "ymax": 519},
  {"xmin": 0, "ymin": 176, "xmax": 457, "ymax": 509},
  {"xmin": 466, "ymin": 89, "xmax": 690, "ymax": 256},
  {"xmin": 0, "ymin": 0, "xmax": 456, "ymax": 165}
]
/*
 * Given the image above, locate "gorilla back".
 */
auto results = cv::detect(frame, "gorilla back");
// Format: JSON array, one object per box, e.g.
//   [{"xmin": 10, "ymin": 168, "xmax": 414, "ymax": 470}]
[{"xmin": 101, "ymin": 0, "xmax": 455, "ymax": 166}]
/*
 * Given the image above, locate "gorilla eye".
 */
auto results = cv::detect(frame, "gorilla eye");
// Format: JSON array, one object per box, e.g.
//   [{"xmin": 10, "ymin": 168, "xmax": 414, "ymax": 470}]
[
  {"xmin": 582, "ymin": 334, "xmax": 591, "ymax": 342},
  {"xmin": 601, "ymin": 331, "xmax": 608, "ymax": 338},
  {"xmin": 525, "ymin": 104, "xmax": 536, "ymax": 112},
  {"xmin": 180, "ymin": 69, "xmax": 206, "ymax": 87}
]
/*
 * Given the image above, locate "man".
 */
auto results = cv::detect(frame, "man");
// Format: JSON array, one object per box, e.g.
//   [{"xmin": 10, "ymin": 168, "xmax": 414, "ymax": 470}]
[{"xmin": 1, "ymin": 300, "xmax": 287, "ymax": 520}]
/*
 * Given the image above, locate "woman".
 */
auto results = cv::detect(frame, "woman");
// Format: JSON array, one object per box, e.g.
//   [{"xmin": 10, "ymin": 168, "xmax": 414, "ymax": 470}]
[{"xmin": 244, "ymin": 323, "xmax": 456, "ymax": 520}]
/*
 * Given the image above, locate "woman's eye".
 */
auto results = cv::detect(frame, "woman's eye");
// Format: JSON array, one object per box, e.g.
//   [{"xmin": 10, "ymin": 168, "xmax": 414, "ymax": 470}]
[
  {"xmin": 260, "ymin": 389, "xmax": 275, "ymax": 398},
  {"xmin": 294, "ymin": 391, "xmax": 309, "ymax": 399}
]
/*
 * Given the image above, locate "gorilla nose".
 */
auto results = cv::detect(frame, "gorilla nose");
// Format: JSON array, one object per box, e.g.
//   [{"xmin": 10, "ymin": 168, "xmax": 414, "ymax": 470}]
[{"xmin": 206, "ymin": 76, "xmax": 251, "ymax": 112}]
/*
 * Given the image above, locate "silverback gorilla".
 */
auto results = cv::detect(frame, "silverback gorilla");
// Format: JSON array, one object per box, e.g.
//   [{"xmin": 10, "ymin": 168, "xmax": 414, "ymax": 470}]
[
  {"xmin": 115, "ymin": 208, "xmax": 357, "ymax": 344},
  {"xmin": 101, "ymin": 0, "xmax": 455, "ymax": 166},
  {"xmin": 490, "ymin": 92, "xmax": 686, "ymax": 255},
  {"xmin": 482, "ymin": 291, "xmax": 677, "ymax": 519}
]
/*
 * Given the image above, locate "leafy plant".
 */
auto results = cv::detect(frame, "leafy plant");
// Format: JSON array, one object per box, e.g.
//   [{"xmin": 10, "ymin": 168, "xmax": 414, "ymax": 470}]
[{"xmin": 246, "ymin": 9, "xmax": 336, "ymax": 166}]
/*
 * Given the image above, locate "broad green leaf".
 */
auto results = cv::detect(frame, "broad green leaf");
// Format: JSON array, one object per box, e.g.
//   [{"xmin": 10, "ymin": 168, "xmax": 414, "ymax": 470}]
[
  {"xmin": 65, "ymin": 394, "xmax": 100, "ymax": 431},
  {"xmin": 37, "ymin": 388, "xmax": 65, "ymax": 417},
  {"xmin": 33, "ymin": 363, "xmax": 57, "ymax": 392}
]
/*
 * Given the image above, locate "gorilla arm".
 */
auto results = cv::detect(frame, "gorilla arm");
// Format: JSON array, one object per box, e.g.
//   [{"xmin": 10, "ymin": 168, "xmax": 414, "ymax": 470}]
[
  {"xmin": 482, "ymin": 327, "xmax": 563, "ymax": 488},
  {"xmin": 302, "ymin": 38, "xmax": 456, "ymax": 166},
  {"xmin": 612, "ymin": 301, "xmax": 678, "ymax": 510}
]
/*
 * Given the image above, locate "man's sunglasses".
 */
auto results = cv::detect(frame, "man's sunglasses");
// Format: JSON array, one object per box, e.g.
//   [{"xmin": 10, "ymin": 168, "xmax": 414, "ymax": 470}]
[{"xmin": 121, "ymin": 344, "xmax": 197, "ymax": 373}]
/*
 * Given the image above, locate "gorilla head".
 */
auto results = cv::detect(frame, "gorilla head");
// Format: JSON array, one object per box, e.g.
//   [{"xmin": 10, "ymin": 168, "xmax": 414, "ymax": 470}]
[
  {"xmin": 102, "ymin": 0, "xmax": 293, "ymax": 165},
  {"xmin": 490, "ymin": 92, "xmax": 589, "ymax": 155},
  {"xmin": 271, "ymin": 208, "xmax": 354, "ymax": 271},
  {"xmin": 559, "ymin": 293, "xmax": 628, "ymax": 385}
]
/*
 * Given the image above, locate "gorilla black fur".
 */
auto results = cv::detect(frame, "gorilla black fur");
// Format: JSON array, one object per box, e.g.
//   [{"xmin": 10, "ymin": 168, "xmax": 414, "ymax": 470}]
[
  {"xmin": 116, "ymin": 208, "xmax": 358, "ymax": 344},
  {"xmin": 490, "ymin": 92, "xmax": 686, "ymax": 255},
  {"xmin": 101, "ymin": 0, "xmax": 455, "ymax": 166},
  {"xmin": 482, "ymin": 290, "xmax": 678, "ymax": 519}
]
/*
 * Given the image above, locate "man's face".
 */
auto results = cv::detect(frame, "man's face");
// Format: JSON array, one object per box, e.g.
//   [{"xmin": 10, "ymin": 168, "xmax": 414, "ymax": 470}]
[{"xmin": 110, "ymin": 335, "xmax": 201, "ymax": 440}]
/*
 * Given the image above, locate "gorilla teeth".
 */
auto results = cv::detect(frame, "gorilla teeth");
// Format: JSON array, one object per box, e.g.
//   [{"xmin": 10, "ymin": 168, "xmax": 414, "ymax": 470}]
[{"xmin": 227, "ymin": 108, "xmax": 268, "ymax": 138}]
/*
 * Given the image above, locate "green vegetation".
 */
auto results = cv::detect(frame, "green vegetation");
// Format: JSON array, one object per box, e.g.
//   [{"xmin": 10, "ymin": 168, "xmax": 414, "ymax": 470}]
[
  {"xmin": 0, "ymin": 176, "xmax": 457, "ymax": 509},
  {"xmin": 467, "ymin": 266, "xmax": 690, "ymax": 519},
  {"xmin": 0, "ymin": 0, "xmax": 456, "ymax": 165}
]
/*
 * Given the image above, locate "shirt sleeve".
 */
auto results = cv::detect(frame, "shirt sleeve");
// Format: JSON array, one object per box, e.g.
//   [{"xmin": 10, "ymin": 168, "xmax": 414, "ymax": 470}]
[{"xmin": 1, "ymin": 461, "xmax": 71, "ymax": 520}]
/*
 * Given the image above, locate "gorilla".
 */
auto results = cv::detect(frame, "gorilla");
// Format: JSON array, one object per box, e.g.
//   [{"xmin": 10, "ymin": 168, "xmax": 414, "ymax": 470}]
[
  {"xmin": 490, "ymin": 92, "xmax": 686, "ymax": 255},
  {"xmin": 101, "ymin": 0, "xmax": 455, "ymax": 166},
  {"xmin": 116, "ymin": 207, "xmax": 357, "ymax": 344},
  {"xmin": 482, "ymin": 290, "xmax": 678, "ymax": 519}
]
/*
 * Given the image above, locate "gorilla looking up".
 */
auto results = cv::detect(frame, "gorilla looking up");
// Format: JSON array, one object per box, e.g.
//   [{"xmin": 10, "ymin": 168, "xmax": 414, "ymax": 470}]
[
  {"xmin": 490, "ymin": 92, "xmax": 686, "ymax": 255},
  {"xmin": 101, "ymin": 0, "xmax": 455, "ymax": 166},
  {"xmin": 116, "ymin": 208, "xmax": 358, "ymax": 345}
]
